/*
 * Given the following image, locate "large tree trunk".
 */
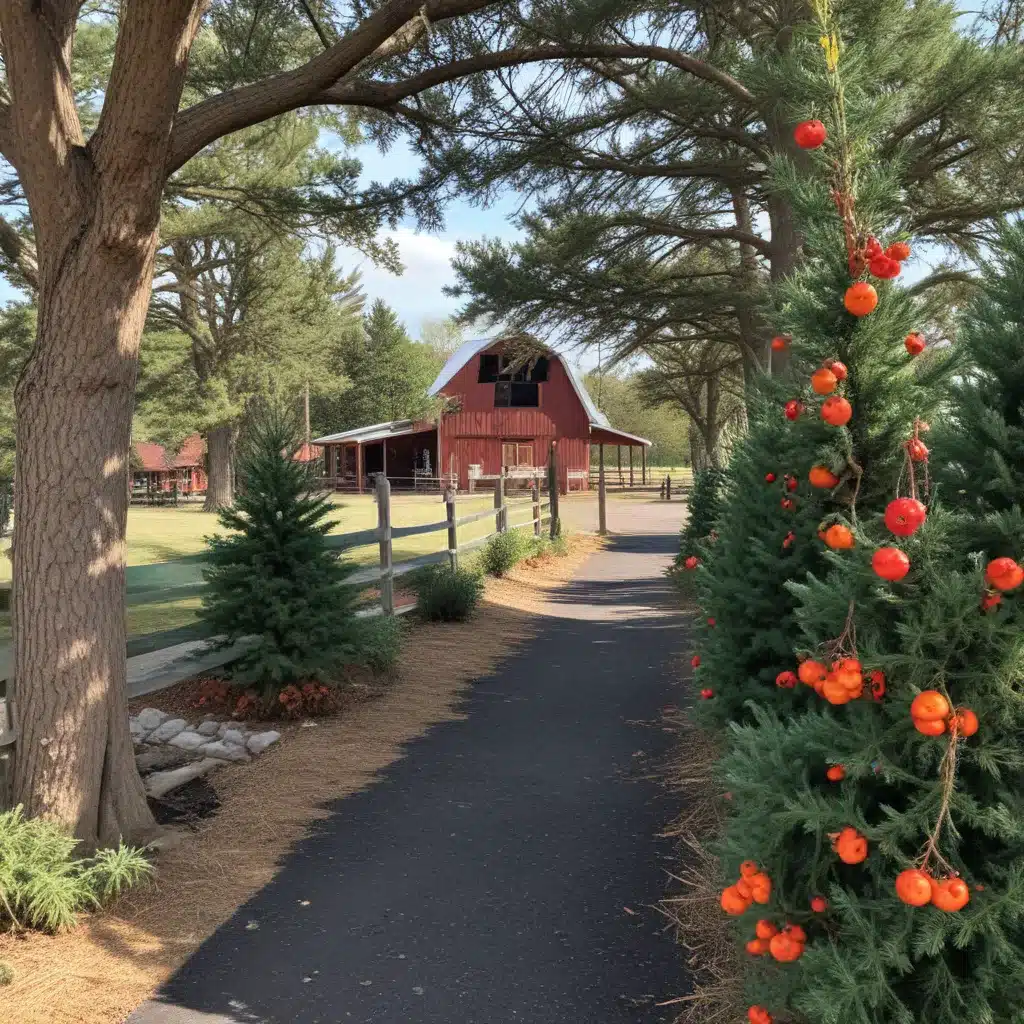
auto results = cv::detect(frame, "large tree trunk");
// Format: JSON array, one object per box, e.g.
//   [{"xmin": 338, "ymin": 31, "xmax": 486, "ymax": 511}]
[
  {"xmin": 203, "ymin": 424, "xmax": 234, "ymax": 511},
  {"xmin": 12, "ymin": 227, "xmax": 158, "ymax": 847}
]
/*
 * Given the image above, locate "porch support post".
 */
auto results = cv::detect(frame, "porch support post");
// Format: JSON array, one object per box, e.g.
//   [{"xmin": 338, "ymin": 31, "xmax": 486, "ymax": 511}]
[
  {"xmin": 642, "ymin": 446, "xmax": 647, "ymax": 484},
  {"xmin": 629, "ymin": 446, "xmax": 634, "ymax": 487},
  {"xmin": 356, "ymin": 443, "xmax": 364, "ymax": 494}
]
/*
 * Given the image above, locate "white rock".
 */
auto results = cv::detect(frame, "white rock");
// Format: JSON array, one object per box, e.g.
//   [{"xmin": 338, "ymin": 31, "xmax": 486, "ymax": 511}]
[
  {"xmin": 198, "ymin": 740, "xmax": 250, "ymax": 763},
  {"xmin": 145, "ymin": 758, "xmax": 223, "ymax": 799},
  {"xmin": 167, "ymin": 730, "xmax": 206, "ymax": 752},
  {"xmin": 247, "ymin": 731, "xmax": 281, "ymax": 755},
  {"xmin": 216, "ymin": 722, "xmax": 231, "ymax": 739},
  {"xmin": 136, "ymin": 708, "xmax": 168, "ymax": 732},
  {"xmin": 197, "ymin": 720, "xmax": 220, "ymax": 737},
  {"xmin": 221, "ymin": 728, "xmax": 247, "ymax": 747},
  {"xmin": 149, "ymin": 718, "xmax": 188, "ymax": 743}
]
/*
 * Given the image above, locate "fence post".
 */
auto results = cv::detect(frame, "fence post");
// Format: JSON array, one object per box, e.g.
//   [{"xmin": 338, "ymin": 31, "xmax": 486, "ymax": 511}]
[
  {"xmin": 598, "ymin": 443, "xmax": 608, "ymax": 536},
  {"xmin": 667, "ymin": 475, "xmax": 673, "ymax": 501},
  {"xmin": 446, "ymin": 488, "xmax": 458, "ymax": 570},
  {"xmin": 532, "ymin": 481, "xmax": 541, "ymax": 537},
  {"xmin": 376, "ymin": 475, "xmax": 394, "ymax": 616},
  {"xmin": 493, "ymin": 470, "xmax": 506, "ymax": 534},
  {"xmin": 548, "ymin": 440, "xmax": 561, "ymax": 539},
  {"xmin": 660, "ymin": 476, "xmax": 666, "ymax": 500}
]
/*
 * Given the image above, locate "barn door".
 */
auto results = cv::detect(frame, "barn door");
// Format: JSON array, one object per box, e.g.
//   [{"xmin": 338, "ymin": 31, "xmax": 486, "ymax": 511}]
[
  {"xmin": 502, "ymin": 442, "xmax": 517, "ymax": 468},
  {"xmin": 516, "ymin": 444, "xmax": 533, "ymax": 467}
]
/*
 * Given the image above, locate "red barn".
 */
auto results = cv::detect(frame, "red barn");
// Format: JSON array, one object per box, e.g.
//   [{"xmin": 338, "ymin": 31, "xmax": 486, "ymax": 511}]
[
  {"xmin": 314, "ymin": 337, "xmax": 650, "ymax": 493},
  {"xmin": 132, "ymin": 433, "xmax": 207, "ymax": 496}
]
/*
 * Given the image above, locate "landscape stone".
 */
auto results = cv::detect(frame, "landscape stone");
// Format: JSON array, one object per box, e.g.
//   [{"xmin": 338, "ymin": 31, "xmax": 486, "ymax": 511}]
[
  {"xmin": 247, "ymin": 731, "xmax": 281, "ymax": 755},
  {"xmin": 135, "ymin": 745, "xmax": 192, "ymax": 773},
  {"xmin": 136, "ymin": 708, "xmax": 169, "ymax": 732},
  {"xmin": 198, "ymin": 740, "xmax": 250, "ymax": 763},
  {"xmin": 149, "ymin": 718, "xmax": 188, "ymax": 743},
  {"xmin": 167, "ymin": 730, "xmax": 206, "ymax": 752},
  {"xmin": 196, "ymin": 720, "xmax": 220, "ymax": 737},
  {"xmin": 221, "ymin": 728, "xmax": 247, "ymax": 747}
]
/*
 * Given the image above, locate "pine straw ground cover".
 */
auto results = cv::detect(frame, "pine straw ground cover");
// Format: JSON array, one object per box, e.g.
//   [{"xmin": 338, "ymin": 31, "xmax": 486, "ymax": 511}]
[
  {"xmin": 0, "ymin": 534, "xmax": 602, "ymax": 1024},
  {"xmin": 658, "ymin": 654, "xmax": 745, "ymax": 1024}
]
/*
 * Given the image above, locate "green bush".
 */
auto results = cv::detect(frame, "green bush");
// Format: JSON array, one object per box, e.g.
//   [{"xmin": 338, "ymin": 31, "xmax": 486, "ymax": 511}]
[
  {"xmin": 352, "ymin": 614, "xmax": 404, "ymax": 674},
  {"xmin": 0, "ymin": 960, "xmax": 12, "ymax": 986},
  {"xmin": 415, "ymin": 565, "xmax": 484, "ymax": 622},
  {"xmin": 481, "ymin": 528, "xmax": 530, "ymax": 577},
  {"xmin": 0, "ymin": 806, "xmax": 152, "ymax": 933}
]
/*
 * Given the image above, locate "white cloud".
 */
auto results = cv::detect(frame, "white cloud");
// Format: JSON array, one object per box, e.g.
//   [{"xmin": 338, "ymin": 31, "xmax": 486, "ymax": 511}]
[{"xmin": 335, "ymin": 228, "xmax": 463, "ymax": 339}]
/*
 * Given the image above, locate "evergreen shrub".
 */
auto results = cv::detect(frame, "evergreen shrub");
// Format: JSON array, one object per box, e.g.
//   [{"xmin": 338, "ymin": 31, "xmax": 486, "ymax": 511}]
[{"xmin": 0, "ymin": 806, "xmax": 152, "ymax": 933}]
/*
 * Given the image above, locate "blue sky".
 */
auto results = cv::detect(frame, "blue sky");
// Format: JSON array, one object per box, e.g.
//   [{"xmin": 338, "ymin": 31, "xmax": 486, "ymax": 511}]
[{"xmin": 334, "ymin": 139, "xmax": 523, "ymax": 342}]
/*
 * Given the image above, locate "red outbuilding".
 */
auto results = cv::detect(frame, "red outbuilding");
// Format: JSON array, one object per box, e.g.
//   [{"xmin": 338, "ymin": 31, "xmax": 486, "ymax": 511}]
[
  {"xmin": 132, "ymin": 433, "xmax": 207, "ymax": 496},
  {"xmin": 314, "ymin": 337, "xmax": 650, "ymax": 493}
]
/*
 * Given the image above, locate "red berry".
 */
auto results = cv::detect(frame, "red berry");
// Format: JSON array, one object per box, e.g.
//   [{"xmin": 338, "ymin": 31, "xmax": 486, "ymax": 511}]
[
  {"xmin": 869, "ymin": 255, "xmax": 901, "ymax": 279},
  {"xmin": 810, "ymin": 896, "xmax": 828, "ymax": 913},
  {"xmin": 771, "ymin": 335, "xmax": 789, "ymax": 352},
  {"xmin": 906, "ymin": 438, "xmax": 929, "ymax": 462},
  {"xmin": 781, "ymin": 497, "xmax": 794, "ymax": 510},
  {"xmin": 830, "ymin": 360, "xmax": 848, "ymax": 381},
  {"xmin": 707, "ymin": 617, "xmax": 716, "ymax": 626},
  {"xmin": 784, "ymin": 400, "xmax": 803, "ymax": 421},
  {"xmin": 870, "ymin": 670, "xmax": 887, "ymax": 700},
  {"xmin": 786, "ymin": 476, "xmax": 798, "ymax": 492},
  {"xmin": 684, "ymin": 555, "xmax": 700, "ymax": 570},
  {"xmin": 864, "ymin": 236, "xmax": 883, "ymax": 258},
  {"xmin": 700, "ymin": 688, "xmax": 714, "ymax": 700},
  {"xmin": 765, "ymin": 472, "xmax": 776, "ymax": 483},
  {"xmin": 886, "ymin": 241, "xmax": 911, "ymax": 261},
  {"xmin": 794, "ymin": 119, "xmax": 827, "ymax": 149},
  {"xmin": 873, "ymin": 547, "xmax": 911, "ymax": 581},
  {"xmin": 884, "ymin": 497, "xmax": 927, "ymax": 537},
  {"xmin": 905, "ymin": 332, "xmax": 926, "ymax": 356},
  {"xmin": 691, "ymin": 655, "xmax": 701, "ymax": 668},
  {"xmin": 775, "ymin": 671, "xmax": 799, "ymax": 689}
]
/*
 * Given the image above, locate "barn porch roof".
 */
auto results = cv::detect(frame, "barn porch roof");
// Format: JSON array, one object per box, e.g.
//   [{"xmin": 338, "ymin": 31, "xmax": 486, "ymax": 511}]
[
  {"xmin": 312, "ymin": 420, "xmax": 436, "ymax": 446},
  {"xmin": 590, "ymin": 425, "xmax": 653, "ymax": 448}
]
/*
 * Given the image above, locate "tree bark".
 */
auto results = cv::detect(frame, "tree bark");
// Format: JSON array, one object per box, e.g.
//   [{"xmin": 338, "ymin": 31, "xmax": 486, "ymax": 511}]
[
  {"xmin": 203, "ymin": 424, "xmax": 235, "ymax": 511},
  {"xmin": 12, "ymin": 225, "xmax": 158, "ymax": 848}
]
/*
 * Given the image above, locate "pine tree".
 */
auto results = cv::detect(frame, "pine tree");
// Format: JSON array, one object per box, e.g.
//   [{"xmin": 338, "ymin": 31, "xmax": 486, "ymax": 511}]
[
  {"xmin": 689, "ymin": 400, "xmax": 833, "ymax": 727},
  {"xmin": 934, "ymin": 222, "xmax": 1024, "ymax": 559},
  {"xmin": 199, "ymin": 405, "xmax": 361, "ymax": 694},
  {"xmin": 340, "ymin": 300, "xmax": 440, "ymax": 427},
  {"xmin": 708, "ymin": 9, "xmax": 1024, "ymax": 1024},
  {"xmin": 678, "ymin": 466, "xmax": 726, "ymax": 563}
]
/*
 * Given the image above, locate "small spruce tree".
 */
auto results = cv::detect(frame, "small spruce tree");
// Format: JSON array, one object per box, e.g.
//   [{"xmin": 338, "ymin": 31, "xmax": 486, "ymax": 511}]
[
  {"xmin": 677, "ymin": 466, "xmax": 726, "ymax": 565},
  {"xmin": 200, "ymin": 405, "xmax": 360, "ymax": 693}
]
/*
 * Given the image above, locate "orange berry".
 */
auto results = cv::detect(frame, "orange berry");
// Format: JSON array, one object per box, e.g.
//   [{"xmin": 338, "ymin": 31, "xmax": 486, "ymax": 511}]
[
  {"xmin": 811, "ymin": 367, "xmax": 838, "ymax": 395},
  {"xmin": 910, "ymin": 690, "xmax": 951, "ymax": 721},
  {"xmin": 950, "ymin": 707, "xmax": 979, "ymax": 738},
  {"xmin": 895, "ymin": 868, "xmax": 933, "ymax": 906},
  {"xmin": 826, "ymin": 764, "xmax": 846, "ymax": 782}
]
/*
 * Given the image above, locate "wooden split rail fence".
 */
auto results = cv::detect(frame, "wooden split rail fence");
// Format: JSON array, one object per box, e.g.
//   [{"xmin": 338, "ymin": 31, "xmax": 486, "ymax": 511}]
[{"xmin": 0, "ymin": 472, "xmax": 551, "ymax": 801}]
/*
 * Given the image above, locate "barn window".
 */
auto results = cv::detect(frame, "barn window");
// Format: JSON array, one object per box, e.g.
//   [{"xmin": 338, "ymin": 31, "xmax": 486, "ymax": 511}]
[
  {"xmin": 494, "ymin": 380, "xmax": 539, "ymax": 407},
  {"xmin": 483, "ymin": 352, "xmax": 548, "ymax": 404}
]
